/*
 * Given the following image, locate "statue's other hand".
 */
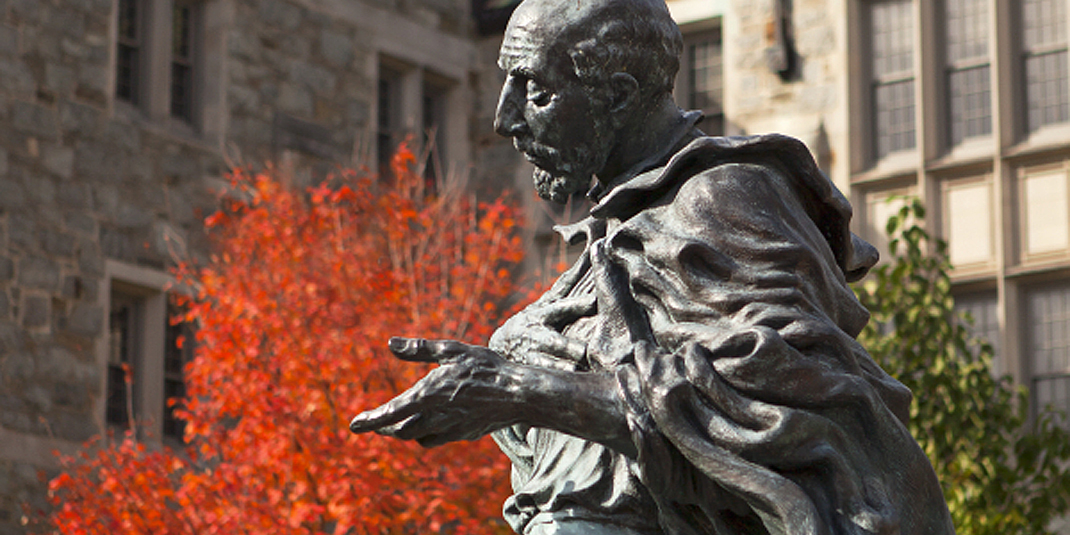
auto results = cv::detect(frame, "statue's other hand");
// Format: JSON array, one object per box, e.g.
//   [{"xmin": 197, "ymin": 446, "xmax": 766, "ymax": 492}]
[{"xmin": 349, "ymin": 338, "xmax": 525, "ymax": 447}]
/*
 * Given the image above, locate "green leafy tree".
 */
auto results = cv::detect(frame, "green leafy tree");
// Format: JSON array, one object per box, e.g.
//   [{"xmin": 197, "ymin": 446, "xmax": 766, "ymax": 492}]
[{"xmin": 854, "ymin": 198, "xmax": 1070, "ymax": 535}]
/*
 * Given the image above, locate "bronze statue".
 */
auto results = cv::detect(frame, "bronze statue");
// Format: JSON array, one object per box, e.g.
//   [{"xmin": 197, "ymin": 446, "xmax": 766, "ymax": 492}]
[{"xmin": 350, "ymin": 0, "xmax": 956, "ymax": 533}]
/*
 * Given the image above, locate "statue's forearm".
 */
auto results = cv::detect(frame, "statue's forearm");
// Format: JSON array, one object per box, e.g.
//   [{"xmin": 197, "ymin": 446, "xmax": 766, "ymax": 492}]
[{"xmin": 516, "ymin": 366, "xmax": 637, "ymax": 458}]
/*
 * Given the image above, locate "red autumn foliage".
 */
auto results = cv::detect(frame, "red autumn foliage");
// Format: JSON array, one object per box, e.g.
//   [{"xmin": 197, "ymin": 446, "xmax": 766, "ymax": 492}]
[{"xmin": 43, "ymin": 145, "xmax": 537, "ymax": 534}]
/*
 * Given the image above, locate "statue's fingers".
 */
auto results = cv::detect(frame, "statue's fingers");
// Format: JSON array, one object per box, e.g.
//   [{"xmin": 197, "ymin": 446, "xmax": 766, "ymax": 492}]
[
  {"xmin": 376, "ymin": 414, "xmax": 423, "ymax": 438},
  {"xmin": 349, "ymin": 395, "xmax": 422, "ymax": 433},
  {"xmin": 388, "ymin": 337, "xmax": 446, "ymax": 363}
]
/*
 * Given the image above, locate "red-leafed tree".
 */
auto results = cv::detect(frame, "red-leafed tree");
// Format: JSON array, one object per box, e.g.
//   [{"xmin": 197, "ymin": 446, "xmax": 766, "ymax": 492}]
[{"xmin": 43, "ymin": 145, "xmax": 536, "ymax": 534}]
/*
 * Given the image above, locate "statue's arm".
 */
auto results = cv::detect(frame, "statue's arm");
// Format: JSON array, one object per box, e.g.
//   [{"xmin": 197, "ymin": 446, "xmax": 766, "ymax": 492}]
[{"xmin": 349, "ymin": 338, "xmax": 637, "ymax": 457}]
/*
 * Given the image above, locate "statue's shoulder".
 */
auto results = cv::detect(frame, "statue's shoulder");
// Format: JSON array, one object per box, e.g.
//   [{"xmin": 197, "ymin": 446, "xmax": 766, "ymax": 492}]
[{"xmin": 664, "ymin": 134, "xmax": 817, "ymax": 205}]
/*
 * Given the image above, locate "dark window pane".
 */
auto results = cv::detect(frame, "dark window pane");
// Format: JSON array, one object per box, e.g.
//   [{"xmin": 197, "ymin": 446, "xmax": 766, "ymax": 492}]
[
  {"xmin": 947, "ymin": 0, "xmax": 989, "ymax": 63},
  {"xmin": 118, "ymin": 0, "xmax": 138, "ymax": 41},
  {"xmin": 106, "ymin": 365, "xmax": 130, "ymax": 428},
  {"xmin": 688, "ymin": 38, "xmax": 723, "ymax": 113},
  {"xmin": 871, "ymin": 0, "xmax": 914, "ymax": 78},
  {"xmin": 949, "ymin": 65, "xmax": 992, "ymax": 144},
  {"xmin": 107, "ymin": 300, "xmax": 137, "ymax": 428},
  {"xmin": 1023, "ymin": 0, "xmax": 1067, "ymax": 50},
  {"xmin": 162, "ymin": 378, "xmax": 186, "ymax": 440},
  {"xmin": 378, "ymin": 72, "xmax": 399, "ymax": 172},
  {"xmin": 163, "ymin": 305, "xmax": 193, "ymax": 441},
  {"xmin": 1026, "ymin": 50, "xmax": 1070, "ymax": 132},
  {"xmin": 116, "ymin": 0, "xmax": 140, "ymax": 104},
  {"xmin": 172, "ymin": 4, "xmax": 192, "ymax": 60},
  {"xmin": 171, "ymin": 63, "xmax": 193, "ymax": 121},
  {"xmin": 955, "ymin": 291, "xmax": 1001, "ymax": 374},
  {"xmin": 874, "ymin": 79, "xmax": 916, "ymax": 157},
  {"xmin": 170, "ymin": 3, "xmax": 195, "ymax": 122},
  {"xmin": 1027, "ymin": 283, "xmax": 1070, "ymax": 422}
]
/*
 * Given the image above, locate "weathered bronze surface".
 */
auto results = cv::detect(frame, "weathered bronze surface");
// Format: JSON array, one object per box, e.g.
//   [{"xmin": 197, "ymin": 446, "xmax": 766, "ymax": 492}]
[{"xmin": 350, "ymin": 0, "xmax": 956, "ymax": 533}]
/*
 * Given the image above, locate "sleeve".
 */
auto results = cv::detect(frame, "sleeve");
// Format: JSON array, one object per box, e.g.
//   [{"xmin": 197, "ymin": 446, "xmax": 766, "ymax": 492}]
[{"xmin": 592, "ymin": 163, "xmax": 954, "ymax": 535}]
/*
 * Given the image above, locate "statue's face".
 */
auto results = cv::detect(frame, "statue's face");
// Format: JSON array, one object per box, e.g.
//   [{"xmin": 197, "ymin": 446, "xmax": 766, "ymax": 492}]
[{"xmin": 494, "ymin": 13, "xmax": 615, "ymax": 203}]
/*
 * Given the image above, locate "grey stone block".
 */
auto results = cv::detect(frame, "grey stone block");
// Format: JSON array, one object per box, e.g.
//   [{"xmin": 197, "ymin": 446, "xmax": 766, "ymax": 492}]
[
  {"xmin": 65, "ymin": 302, "xmax": 101, "ymax": 338},
  {"xmin": 278, "ymin": 83, "xmax": 313, "ymax": 116},
  {"xmin": 12, "ymin": 101, "xmax": 57, "ymax": 139},
  {"xmin": 0, "ymin": 352, "xmax": 34, "ymax": 383},
  {"xmin": 320, "ymin": 29, "xmax": 353, "ymax": 68},
  {"xmin": 114, "ymin": 204, "xmax": 152, "ymax": 230},
  {"xmin": 0, "ymin": 291, "xmax": 9, "ymax": 319},
  {"xmin": 42, "ymin": 143, "xmax": 74, "ymax": 179},
  {"xmin": 63, "ymin": 210, "xmax": 96, "ymax": 234},
  {"xmin": 44, "ymin": 63, "xmax": 75, "ymax": 96},
  {"xmin": 91, "ymin": 183, "xmax": 118, "ymax": 212},
  {"xmin": 25, "ymin": 385, "xmax": 50, "ymax": 412},
  {"xmin": 104, "ymin": 121, "xmax": 141, "ymax": 153},
  {"xmin": 291, "ymin": 62, "xmax": 336, "ymax": 94},
  {"xmin": 76, "ymin": 238, "xmax": 102, "ymax": 275},
  {"xmin": 52, "ymin": 410, "xmax": 98, "ymax": 442},
  {"xmin": 21, "ymin": 295, "xmax": 48, "ymax": 328},
  {"xmin": 17, "ymin": 256, "xmax": 59, "ymax": 291},
  {"xmin": 41, "ymin": 229, "xmax": 75, "ymax": 257},
  {"xmin": 60, "ymin": 37, "xmax": 88, "ymax": 59},
  {"xmin": 0, "ymin": 178, "xmax": 25, "ymax": 212},
  {"xmin": 56, "ymin": 181, "xmax": 91, "ymax": 210},
  {"xmin": 228, "ymin": 84, "xmax": 260, "ymax": 112},
  {"xmin": 9, "ymin": 212, "xmax": 38, "ymax": 250},
  {"xmin": 0, "ymin": 24, "xmax": 19, "ymax": 56},
  {"xmin": 23, "ymin": 174, "xmax": 56, "ymax": 206},
  {"xmin": 259, "ymin": 0, "xmax": 303, "ymax": 31},
  {"xmin": 0, "ymin": 59, "xmax": 34, "ymax": 96},
  {"xmin": 51, "ymin": 379, "xmax": 90, "ymax": 408},
  {"xmin": 0, "ymin": 257, "xmax": 12, "ymax": 281}
]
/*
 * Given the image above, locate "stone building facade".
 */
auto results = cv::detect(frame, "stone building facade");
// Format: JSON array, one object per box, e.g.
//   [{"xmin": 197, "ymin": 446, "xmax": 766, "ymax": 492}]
[{"xmin": 0, "ymin": 0, "xmax": 526, "ymax": 531}]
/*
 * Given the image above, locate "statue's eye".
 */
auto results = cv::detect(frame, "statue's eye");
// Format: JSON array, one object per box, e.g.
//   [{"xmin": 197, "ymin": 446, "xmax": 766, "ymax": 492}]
[{"xmin": 527, "ymin": 80, "xmax": 551, "ymax": 106}]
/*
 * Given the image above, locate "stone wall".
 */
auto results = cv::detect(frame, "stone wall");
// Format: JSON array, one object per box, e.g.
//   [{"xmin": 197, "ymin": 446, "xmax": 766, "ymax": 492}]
[
  {"xmin": 725, "ymin": 0, "xmax": 849, "ymax": 189},
  {"xmin": 0, "ymin": 0, "xmax": 507, "ymax": 532}
]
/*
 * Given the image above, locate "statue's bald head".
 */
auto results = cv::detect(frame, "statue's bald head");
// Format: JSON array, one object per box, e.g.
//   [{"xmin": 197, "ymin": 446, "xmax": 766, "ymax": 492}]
[{"xmin": 503, "ymin": 0, "xmax": 683, "ymax": 102}]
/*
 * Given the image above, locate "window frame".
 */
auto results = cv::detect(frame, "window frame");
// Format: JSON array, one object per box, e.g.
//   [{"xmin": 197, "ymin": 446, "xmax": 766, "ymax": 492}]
[
  {"xmin": 111, "ymin": 0, "xmax": 219, "ymax": 139},
  {"xmin": 97, "ymin": 260, "xmax": 180, "ymax": 442}
]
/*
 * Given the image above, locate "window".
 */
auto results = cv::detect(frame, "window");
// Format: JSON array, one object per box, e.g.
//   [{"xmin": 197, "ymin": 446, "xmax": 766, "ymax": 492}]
[
  {"xmin": 377, "ymin": 66, "xmax": 403, "ymax": 173},
  {"xmin": 106, "ymin": 292, "xmax": 142, "ymax": 429},
  {"xmin": 1021, "ymin": 167, "xmax": 1070, "ymax": 257},
  {"xmin": 870, "ymin": 0, "xmax": 915, "ymax": 159},
  {"xmin": 945, "ymin": 0, "xmax": 991, "ymax": 145},
  {"xmin": 422, "ymin": 75, "xmax": 450, "ymax": 184},
  {"xmin": 864, "ymin": 188, "xmax": 911, "ymax": 260},
  {"xmin": 170, "ymin": 1, "xmax": 197, "ymax": 123},
  {"xmin": 102, "ymin": 261, "xmax": 186, "ymax": 442},
  {"xmin": 955, "ymin": 290, "xmax": 1002, "ymax": 375},
  {"xmin": 116, "ymin": 0, "xmax": 142, "ymax": 105},
  {"xmin": 375, "ymin": 59, "xmax": 457, "ymax": 180},
  {"xmin": 682, "ymin": 29, "xmax": 724, "ymax": 135},
  {"xmin": 1026, "ymin": 283, "xmax": 1070, "ymax": 420},
  {"xmin": 114, "ymin": 0, "xmax": 206, "ymax": 128},
  {"xmin": 1023, "ymin": 0, "xmax": 1069, "ymax": 133},
  {"xmin": 942, "ymin": 177, "xmax": 994, "ymax": 267},
  {"xmin": 163, "ymin": 305, "xmax": 193, "ymax": 441}
]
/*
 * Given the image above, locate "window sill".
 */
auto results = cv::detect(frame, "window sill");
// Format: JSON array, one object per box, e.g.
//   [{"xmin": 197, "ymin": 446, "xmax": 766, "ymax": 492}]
[
  {"xmin": 928, "ymin": 137, "xmax": 996, "ymax": 172},
  {"xmin": 851, "ymin": 151, "xmax": 919, "ymax": 184},
  {"xmin": 1006, "ymin": 124, "xmax": 1070, "ymax": 161},
  {"xmin": 112, "ymin": 99, "xmax": 222, "ymax": 154}
]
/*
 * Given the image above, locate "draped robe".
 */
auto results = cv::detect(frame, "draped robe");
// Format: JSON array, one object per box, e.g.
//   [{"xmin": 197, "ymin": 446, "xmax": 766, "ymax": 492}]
[{"xmin": 490, "ymin": 132, "xmax": 956, "ymax": 535}]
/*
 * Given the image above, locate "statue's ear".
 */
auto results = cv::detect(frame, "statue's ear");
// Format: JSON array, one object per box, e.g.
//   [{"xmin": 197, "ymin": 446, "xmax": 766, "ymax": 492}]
[{"xmin": 608, "ymin": 72, "xmax": 639, "ymax": 127}]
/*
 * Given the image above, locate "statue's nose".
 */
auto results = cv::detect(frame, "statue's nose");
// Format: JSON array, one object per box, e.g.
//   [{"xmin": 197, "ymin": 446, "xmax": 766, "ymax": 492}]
[{"xmin": 494, "ymin": 80, "xmax": 527, "ymax": 137}]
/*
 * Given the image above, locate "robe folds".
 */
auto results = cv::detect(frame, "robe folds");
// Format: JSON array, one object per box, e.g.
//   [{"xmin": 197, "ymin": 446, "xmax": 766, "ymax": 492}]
[{"xmin": 490, "ymin": 134, "xmax": 956, "ymax": 535}]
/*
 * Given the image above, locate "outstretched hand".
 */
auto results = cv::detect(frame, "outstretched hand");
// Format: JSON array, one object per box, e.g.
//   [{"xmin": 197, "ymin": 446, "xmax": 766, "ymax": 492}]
[{"xmin": 349, "ymin": 337, "xmax": 526, "ymax": 447}]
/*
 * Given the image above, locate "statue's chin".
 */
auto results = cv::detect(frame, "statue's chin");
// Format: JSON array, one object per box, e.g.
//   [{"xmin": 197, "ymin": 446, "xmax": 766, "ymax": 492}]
[{"xmin": 534, "ymin": 168, "xmax": 589, "ymax": 204}]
